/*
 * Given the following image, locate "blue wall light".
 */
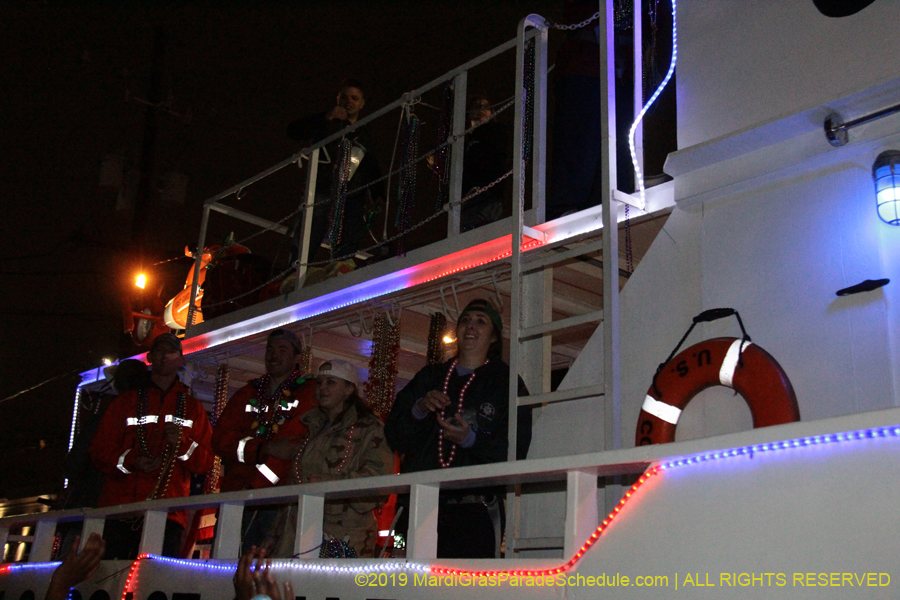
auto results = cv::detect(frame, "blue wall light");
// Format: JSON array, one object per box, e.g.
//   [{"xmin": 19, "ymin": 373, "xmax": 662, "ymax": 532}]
[{"xmin": 873, "ymin": 150, "xmax": 900, "ymax": 226}]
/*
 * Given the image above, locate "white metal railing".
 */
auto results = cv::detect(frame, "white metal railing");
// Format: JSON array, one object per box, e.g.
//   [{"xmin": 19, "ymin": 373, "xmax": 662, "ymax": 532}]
[
  {"xmin": 5, "ymin": 407, "xmax": 896, "ymax": 564},
  {"xmin": 183, "ymin": 28, "xmax": 544, "ymax": 331},
  {"xmin": 0, "ymin": 449, "xmax": 651, "ymax": 564}
]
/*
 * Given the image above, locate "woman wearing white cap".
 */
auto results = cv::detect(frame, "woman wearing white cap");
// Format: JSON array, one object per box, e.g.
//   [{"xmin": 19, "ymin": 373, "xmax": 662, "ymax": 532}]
[{"xmin": 271, "ymin": 359, "xmax": 393, "ymax": 558}]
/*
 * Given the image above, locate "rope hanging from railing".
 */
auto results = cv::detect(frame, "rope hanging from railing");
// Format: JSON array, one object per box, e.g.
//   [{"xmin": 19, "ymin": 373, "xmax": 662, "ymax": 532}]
[
  {"xmin": 364, "ymin": 312, "xmax": 400, "ymax": 420},
  {"xmin": 394, "ymin": 107, "xmax": 420, "ymax": 256}
]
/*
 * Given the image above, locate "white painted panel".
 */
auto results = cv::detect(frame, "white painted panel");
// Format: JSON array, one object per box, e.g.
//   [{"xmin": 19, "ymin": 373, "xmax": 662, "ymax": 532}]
[
  {"xmin": 619, "ymin": 208, "xmax": 703, "ymax": 442},
  {"xmin": 701, "ymin": 166, "xmax": 893, "ymax": 422},
  {"xmin": 571, "ymin": 433, "xmax": 900, "ymax": 599},
  {"xmin": 522, "ymin": 208, "xmax": 703, "ymax": 547},
  {"xmin": 678, "ymin": 0, "xmax": 900, "ymax": 147}
]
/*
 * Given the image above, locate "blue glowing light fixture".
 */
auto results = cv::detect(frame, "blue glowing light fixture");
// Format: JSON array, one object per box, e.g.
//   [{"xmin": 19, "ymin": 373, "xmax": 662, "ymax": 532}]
[{"xmin": 873, "ymin": 150, "xmax": 900, "ymax": 226}]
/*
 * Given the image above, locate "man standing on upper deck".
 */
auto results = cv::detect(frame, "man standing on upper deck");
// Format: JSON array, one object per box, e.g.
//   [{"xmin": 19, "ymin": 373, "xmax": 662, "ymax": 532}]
[
  {"xmin": 90, "ymin": 333, "xmax": 214, "ymax": 559},
  {"xmin": 211, "ymin": 329, "xmax": 317, "ymax": 552},
  {"xmin": 287, "ymin": 79, "xmax": 385, "ymax": 272}
]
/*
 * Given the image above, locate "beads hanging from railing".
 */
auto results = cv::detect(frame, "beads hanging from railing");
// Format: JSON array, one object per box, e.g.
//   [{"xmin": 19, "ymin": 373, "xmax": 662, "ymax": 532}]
[
  {"xmin": 204, "ymin": 364, "xmax": 230, "ymax": 494},
  {"xmin": 364, "ymin": 312, "xmax": 401, "ymax": 419},
  {"xmin": 433, "ymin": 81, "xmax": 454, "ymax": 210},
  {"xmin": 328, "ymin": 138, "xmax": 353, "ymax": 252},
  {"xmin": 395, "ymin": 107, "xmax": 420, "ymax": 256},
  {"xmin": 427, "ymin": 312, "xmax": 447, "ymax": 365}
]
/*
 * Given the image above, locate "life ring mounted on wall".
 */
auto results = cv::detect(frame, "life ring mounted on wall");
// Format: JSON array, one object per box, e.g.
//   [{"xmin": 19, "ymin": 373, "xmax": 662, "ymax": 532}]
[{"xmin": 636, "ymin": 309, "xmax": 800, "ymax": 446}]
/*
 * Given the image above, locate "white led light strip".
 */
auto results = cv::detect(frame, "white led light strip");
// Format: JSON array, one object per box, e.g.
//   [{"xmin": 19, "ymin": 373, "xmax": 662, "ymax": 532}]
[{"xmin": 628, "ymin": 0, "xmax": 678, "ymax": 207}]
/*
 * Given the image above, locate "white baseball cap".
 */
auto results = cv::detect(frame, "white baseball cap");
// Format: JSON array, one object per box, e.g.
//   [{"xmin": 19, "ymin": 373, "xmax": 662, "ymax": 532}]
[{"xmin": 316, "ymin": 359, "xmax": 359, "ymax": 386}]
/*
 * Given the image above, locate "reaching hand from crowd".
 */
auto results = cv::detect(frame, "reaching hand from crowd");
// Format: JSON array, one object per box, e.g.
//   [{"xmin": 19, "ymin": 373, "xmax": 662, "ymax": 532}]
[
  {"xmin": 45, "ymin": 533, "xmax": 106, "ymax": 600},
  {"xmin": 234, "ymin": 547, "xmax": 294, "ymax": 600}
]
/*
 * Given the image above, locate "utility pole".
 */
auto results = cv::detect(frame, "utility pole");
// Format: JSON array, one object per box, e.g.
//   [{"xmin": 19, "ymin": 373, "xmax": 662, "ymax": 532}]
[{"xmin": 132, "ymin": 24, "xmax": 166, "ymax": 252}]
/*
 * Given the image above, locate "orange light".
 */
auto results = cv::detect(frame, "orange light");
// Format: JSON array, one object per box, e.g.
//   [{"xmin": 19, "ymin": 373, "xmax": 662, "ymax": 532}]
[
  {"xmin": 442, "ymin": 335, "xmax": 456, "ymax": 344},
  {"xmin": 135, "ymin": 273, "xmax": 146, "ymax": 289}
]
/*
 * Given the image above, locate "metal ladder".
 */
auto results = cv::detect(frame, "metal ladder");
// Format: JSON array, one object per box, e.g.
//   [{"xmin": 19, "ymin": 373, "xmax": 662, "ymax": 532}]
[{"xmin": 505, "ymin": 2, "xmax": 626, "ymax": 558}]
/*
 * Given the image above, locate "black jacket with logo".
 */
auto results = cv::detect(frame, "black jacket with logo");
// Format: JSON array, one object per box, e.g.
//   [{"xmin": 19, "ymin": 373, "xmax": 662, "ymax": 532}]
[{"xmin": 385, "ymin": 358, "xmax": 531, "ymax": 474}]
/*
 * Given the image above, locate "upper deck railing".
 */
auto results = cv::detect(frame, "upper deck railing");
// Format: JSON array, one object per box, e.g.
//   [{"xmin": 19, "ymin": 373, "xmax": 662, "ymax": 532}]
[{"xmin": 183, "ymin": 27, "xmax": 546, "ymax": 330}]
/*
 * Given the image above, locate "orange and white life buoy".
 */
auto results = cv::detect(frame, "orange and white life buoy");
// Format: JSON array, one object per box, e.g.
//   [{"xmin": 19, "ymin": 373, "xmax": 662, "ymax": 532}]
[{"xmin": 636, "ymin": 337, "xmax": 800, "ymax": 446}]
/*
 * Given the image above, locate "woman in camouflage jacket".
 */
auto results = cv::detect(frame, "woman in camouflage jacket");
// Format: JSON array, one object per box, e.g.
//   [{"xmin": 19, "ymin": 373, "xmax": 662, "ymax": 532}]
[{"xmin": 272, "ymin": 359, "xmax": 393, "ymax": 558}]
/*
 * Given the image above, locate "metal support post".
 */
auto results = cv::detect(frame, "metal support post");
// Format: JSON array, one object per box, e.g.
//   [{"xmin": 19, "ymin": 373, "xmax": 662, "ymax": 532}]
[
  {"xmin": 211, "ymin": 502, "xmax": 244, "ymax": 559},
  {"xmin": 29, "ymin": 519, "xmax": 57, "ymax": 562},
  {"xmin": 509, "ymin": 14, "xmax": 547, "ymax": 464},
  {"xmin": 447, "ymin": 72, "xmax": 467, "ymax": 237},
  {"xmin": 528, "ymin": 24, "xmax": 548, "ymax": 226},
  {"xmin": 564, "ymin": 470, "xmax": 599, "ymax": 558},
  {"xmin": 599, "ymin": 0, "xmax": 623, "ymax": 514},
  {"xmin": 296, "ymin": 149, "xmax": 320, "ymax": 290},
  {"xmin": 81, "ymin": 517, "xmax": 105, "ymax": 548},
  {"xmin": 138, "ymin": 510, "xmax": 168, "ymax": 556},
  {"xmin": 185, "ymin": 205, "xmax": 211, "ymax": 332},
  {"xmin": 292, "ymin": 494, "xmax": 325, "ymax": 559},
  {"xmin": 406, "ymin": 484, "xmax": 440, "ymax": 560},
  {"xmin": 0, "ymin": 524, "xmax": 9, "ymax": 560}
]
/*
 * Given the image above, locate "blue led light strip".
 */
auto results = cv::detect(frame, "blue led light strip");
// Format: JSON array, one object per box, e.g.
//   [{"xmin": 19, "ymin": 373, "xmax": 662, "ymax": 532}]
[
  {"xmin": 659, "ymin": 424, "xmax": 900, "ymax": 470},
  {"xmin": 6, "ymin": 424, "xmax": 896, "ymax": 580},
  {"xmin": 436, "ymin": 422, "xmax": 900, "ymax": 577},
  {"xmin": 628, "ymin": 0, "xmax": 678, "ymax": 207},
  {"xmin": 2, "ymin": 562, "xmax": 61, "ymax": 572},
  {"xmin": 139, "ymin": 554, "xmax": 429, "ymax": 574}
]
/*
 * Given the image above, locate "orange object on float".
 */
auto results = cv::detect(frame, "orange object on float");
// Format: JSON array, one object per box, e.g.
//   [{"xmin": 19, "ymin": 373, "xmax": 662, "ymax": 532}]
[
  {"xmin": 164, "ymin": 243, "xmax": 250, "ymax": 329},
  {"xmin": 635, "ymin": 337, "xmax": 800, "ymax": 446}
]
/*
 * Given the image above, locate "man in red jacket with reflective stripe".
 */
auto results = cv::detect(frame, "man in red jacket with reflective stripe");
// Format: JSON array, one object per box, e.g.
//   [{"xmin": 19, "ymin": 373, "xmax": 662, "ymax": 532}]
[
  {"xmin": 212, "ymin": 329, "xmax": 317, "ymax": 552},
  {"xmin": 90, "ymin": 333, "xmax": 214, "ymax": 559}
]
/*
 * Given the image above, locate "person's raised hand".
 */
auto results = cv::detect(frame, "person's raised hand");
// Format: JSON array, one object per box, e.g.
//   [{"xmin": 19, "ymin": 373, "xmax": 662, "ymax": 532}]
[
  {"xmin": 45, "ymin": 533, "xmax": 106, "ymax": 600},
  {"xmin": 234, "ymin": 547, "xmax": 294, "ymax": 600}
]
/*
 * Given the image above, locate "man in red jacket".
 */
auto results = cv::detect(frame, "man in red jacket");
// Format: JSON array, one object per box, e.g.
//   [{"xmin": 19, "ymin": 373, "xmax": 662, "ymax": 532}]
[
  {"xmin": 212, "ymin": 328, "xmax": 316, "ymax": 552},
  {"xmin": 90, "ymin": 333, "xmax": 214, "ymax": 559}
]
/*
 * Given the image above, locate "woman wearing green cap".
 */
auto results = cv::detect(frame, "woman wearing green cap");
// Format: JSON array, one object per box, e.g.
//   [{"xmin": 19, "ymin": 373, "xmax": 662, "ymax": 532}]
[{"xmin": 385, "ymin": 298, "xmax": 531, "ymax": 558}]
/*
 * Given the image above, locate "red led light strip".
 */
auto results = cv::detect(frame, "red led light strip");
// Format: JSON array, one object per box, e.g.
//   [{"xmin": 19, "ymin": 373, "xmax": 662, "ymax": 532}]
[
  {"xmin": 431, "ymin": 466, "xmax": 661, "ymax": 577},
  {"xmin": 119, "ymin": 554, "xmax": 147, "ymax": 600},
  {"xmin": 416, "ymin": 239, "xmax": 544, "ymax": 286}
]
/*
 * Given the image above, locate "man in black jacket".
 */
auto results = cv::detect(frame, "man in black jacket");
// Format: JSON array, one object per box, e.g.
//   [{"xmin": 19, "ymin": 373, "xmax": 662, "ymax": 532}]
[
  {"xmin": 385, "ymin": 299, "xmax": 532, "ymax": 557},
  {"xmin": 287, "ymin": 79, "xmax": 384, "ymax": 266}
]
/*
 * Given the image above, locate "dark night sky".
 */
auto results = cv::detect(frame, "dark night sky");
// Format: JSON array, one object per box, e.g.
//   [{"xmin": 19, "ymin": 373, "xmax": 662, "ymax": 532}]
[{"xmin": 0, "ymin": 0, "xmax": 562, "ymax": 501}]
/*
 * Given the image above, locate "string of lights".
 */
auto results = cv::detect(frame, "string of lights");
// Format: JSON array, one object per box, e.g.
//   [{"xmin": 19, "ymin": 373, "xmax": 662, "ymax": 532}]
[
  {"xmin": 629, "ymin": 0, "xmax": 677, "ymax": 207},
  {"xmin": 5, "ymin": 423, "xmax": 896, "ymax": 591}
]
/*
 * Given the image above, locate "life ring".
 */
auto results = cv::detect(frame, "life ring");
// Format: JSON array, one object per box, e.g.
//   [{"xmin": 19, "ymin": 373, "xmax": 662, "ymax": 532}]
[{"xmin": 636, "ymin": 337, "xmax": 800, "ymax": 446}]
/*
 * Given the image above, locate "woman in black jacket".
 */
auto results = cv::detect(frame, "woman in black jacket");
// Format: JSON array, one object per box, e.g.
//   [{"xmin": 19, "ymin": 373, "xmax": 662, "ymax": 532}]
[{"xmin": 385, "ymin": 298, "xmax": 531, "ymax": 557}]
